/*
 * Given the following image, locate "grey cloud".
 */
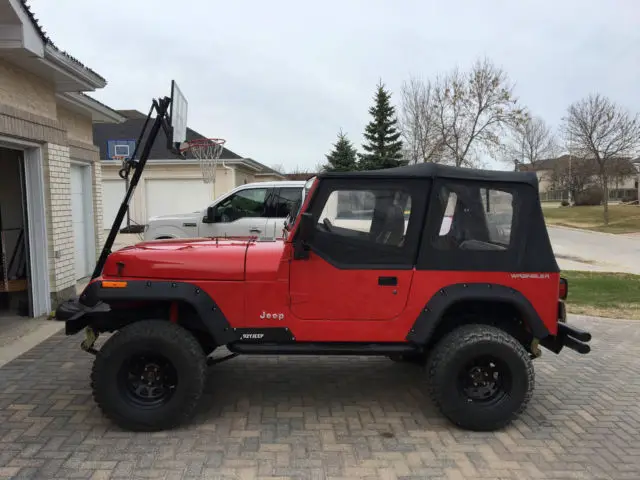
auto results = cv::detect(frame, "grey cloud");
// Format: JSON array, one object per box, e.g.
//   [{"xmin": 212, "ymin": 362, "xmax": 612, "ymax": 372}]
[{"xmin": 29, "ymin": 0, "xmax": 640, "ymax": 171}]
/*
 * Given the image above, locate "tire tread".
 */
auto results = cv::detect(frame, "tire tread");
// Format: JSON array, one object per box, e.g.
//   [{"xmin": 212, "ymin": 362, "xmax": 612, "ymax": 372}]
[
  {"xmin": 91, "ymin": 320, "xmax": 206, "ymax": 432},
  {"xmin": 426, "ymin": 323, "xmax": 534, "ymax": 431}
]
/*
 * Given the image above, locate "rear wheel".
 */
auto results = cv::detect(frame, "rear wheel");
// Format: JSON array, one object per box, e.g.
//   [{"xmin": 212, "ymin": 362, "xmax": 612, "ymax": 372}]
[
  {"xmin": 91, "ymin": 320, "xmax": 206, "ymax": 431},
  {"xmin": 426, "ymin": 324, "xmax": 534, "ymax": 431}
]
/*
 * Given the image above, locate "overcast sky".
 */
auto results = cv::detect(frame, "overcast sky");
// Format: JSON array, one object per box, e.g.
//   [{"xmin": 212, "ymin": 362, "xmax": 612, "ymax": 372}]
[{"xmin": 29, "ymin": 0, "xmax": 640, "ymax": 172}]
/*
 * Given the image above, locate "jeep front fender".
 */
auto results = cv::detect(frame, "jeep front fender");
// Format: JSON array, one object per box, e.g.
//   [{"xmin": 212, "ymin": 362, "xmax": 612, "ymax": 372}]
[
  {"xmin": 406, "ymin": 283, "xmax": 551, "ymax": 345},
  {"xmin": 59, "ymin": 279, "xmax": 237, "ymax": 345}
]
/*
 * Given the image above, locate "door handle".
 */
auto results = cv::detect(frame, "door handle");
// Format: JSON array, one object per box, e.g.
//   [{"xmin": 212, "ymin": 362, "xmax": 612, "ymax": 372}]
[
  {"xmin": 249, "ymin": 228, "xmax": 261, "ymax": 234},
  {"xmin": 378, "ymin": 276, "xmax": 397, "ymax": 286}
]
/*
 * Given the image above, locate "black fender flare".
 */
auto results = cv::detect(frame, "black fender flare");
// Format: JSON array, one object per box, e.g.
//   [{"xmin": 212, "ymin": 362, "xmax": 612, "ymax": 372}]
[
  {"xmin": 405, "ymin": 283, "xmax": 551, "ymax": 345},
  {"xmin": 77, "ymin": 279, "xmax": 238, "ymax": 345}
]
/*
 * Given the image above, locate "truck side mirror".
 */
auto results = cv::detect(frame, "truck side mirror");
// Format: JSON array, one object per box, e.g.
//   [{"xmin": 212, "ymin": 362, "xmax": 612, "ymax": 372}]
[
  {"xmin": 203, "ymin": 206, "xmax": 215, "ymax": 223},
  {"xmin": 294, "ymin": 212, "xmax": 315, "ymax": 260}
]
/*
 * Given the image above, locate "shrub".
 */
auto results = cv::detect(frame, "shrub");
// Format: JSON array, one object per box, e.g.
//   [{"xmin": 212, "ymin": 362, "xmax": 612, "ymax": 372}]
[
  {"xmin": 560, "ymin": 200, "xmax": 570, "ymax": 207},
  {"xmin": 574, "ymin": 186, "xmax": 603, "ymax": 206}
]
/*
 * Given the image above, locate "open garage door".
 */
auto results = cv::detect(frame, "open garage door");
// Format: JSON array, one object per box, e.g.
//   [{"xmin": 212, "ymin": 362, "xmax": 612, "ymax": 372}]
[
  {"xmin": 145, "ymin": 179, "xmax": 213, "ymax": 221},
  {"xmin": 102, "ymin": 179, "xmax": 125, "ymax": 230}
]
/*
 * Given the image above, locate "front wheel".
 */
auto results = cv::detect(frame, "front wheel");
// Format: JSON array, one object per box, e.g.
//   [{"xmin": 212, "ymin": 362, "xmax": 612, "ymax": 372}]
[
  {"xmin": 426, "ymin": 324, "xmax": 534, "ymax": 431},
  {"xmin": 91, "ymin": 320, "xmax": 207, "ymax": 431}
]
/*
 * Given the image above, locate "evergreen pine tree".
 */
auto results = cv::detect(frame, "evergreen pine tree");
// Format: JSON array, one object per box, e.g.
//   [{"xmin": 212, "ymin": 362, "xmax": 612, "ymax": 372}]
[
  {"xmin": 323, "ymin": 129, "xmax": 358, "ymax": 172},
  {"xmin": 359, "ymin": 80, "xmax": 405, "ymax": 170}
]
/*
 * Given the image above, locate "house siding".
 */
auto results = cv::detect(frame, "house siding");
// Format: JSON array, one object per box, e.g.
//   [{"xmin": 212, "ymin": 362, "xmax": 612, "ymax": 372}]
[
  {"xmin": 0, "ymin": 61, "xmax": 108, "ymax": 309},
  {"xmin": 102, "ymin": 163, "xmax": 240, "ymax": 225},
  {"xmin": 43, "ymin": 143, "xmax": 76, "ymax": 303},
  {"xmin": 92, "ymin": 159, "xmax": 105, "ymax": 255},
  {"xmin": 0, "ymin": 59, "xmax": 57, "ymax": 120},
  {"xmin": 57, "ymin": 106, "xmax": 94, "ymax": 144}
]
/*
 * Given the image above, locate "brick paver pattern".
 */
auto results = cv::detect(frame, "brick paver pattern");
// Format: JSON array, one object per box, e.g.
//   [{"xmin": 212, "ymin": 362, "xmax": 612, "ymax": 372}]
[{"xmin": 0, "ymin": 316, "xmax": 638, "ymax": 479}]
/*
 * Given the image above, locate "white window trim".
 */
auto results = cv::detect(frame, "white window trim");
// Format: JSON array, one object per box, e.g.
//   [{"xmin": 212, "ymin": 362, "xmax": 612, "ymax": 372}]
[
  {"xmin": 70, "ymin": 159, "xmax": 97, "ymax": 280},
  {"xmin": 0, "ymin": 135, "xmax": 51, "ymax": 316}
]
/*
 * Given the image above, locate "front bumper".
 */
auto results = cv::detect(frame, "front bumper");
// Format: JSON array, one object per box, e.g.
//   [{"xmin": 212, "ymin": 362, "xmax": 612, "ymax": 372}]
[{"xmin": 54, "ymin": 293, "xmax": 110, "ymax": 335}]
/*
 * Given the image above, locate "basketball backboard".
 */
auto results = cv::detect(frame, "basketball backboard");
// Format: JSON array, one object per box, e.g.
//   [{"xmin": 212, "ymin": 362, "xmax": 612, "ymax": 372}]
[
  {"xmin": 169, "ymin": 80, "xmax": 188, "ymax": 151},
  {"xmin": 107, "ymin": 139, "xmax": 136, "ymax": 160}
]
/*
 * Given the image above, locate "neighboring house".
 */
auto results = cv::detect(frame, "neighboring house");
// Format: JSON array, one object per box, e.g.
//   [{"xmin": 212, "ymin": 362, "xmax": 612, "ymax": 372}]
[
  {"xmin": 0, "ymin": 0, "xmax": 123, "ymax": 318},
  {"xmin": 285, "ymin": 172, "xmax": 317, "ymax": 181},
  {"xmin": 94, "ymin": 110, "xmax": 285, "ymax": 230},
  {"xmin": 517, "ymin": 154, "xmax": 638, "ymax": 202}
]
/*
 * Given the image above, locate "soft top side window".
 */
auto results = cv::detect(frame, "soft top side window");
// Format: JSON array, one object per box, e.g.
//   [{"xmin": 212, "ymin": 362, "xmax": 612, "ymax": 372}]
[
  {"xmin": 304, "ymin": 178, "xmax": 428, "ymax": 268},
  {"xmin": 433, "ymin": 183, "xmax": 514, "ymax": 251}
]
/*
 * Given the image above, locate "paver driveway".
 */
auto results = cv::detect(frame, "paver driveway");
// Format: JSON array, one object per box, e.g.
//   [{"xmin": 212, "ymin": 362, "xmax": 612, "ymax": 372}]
[{"xmin": 0, "ymin": 315, "xmax": 639, "ymax": 480}]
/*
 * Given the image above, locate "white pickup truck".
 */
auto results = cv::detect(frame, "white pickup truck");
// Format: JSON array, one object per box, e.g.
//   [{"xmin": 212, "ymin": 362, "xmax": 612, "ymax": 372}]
[{"xmin": 143, "ymin": 180, "xmax": 306, "ymax": 241}]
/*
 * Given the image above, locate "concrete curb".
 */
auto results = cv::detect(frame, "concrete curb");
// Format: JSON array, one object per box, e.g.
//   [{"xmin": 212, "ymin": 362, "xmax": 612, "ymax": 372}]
[{"xmin": 548, "ymin": 224, "xmax": 640, "ymax": 239}]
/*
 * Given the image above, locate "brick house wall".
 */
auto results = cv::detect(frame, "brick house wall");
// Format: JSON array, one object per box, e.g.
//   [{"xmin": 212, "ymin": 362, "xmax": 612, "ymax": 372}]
[{"xmin": 0, "ymin": 58, "xmax": 108, "ymax": 307}]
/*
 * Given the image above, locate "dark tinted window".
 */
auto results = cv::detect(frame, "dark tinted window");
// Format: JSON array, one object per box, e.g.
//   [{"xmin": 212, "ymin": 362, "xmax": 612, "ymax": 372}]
[
  {"xmin": 272, "ymin": 187, "xmax": 302, "ymax": 217},
  {"xmin": 215, "ymin": 188, "xmax": 268, "ymax": 222}
]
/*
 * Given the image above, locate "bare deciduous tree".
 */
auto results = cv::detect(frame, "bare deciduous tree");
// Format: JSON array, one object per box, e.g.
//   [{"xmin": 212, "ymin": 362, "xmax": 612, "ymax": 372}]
[
  {"xmin": 431, "ymin": 57, "xmax": 528, "ymax": 167},
  {"xmin": 549, "ymin": 156, "xmax": 597, "ymax": 203},
  {"xmin": 399, "ymin": 76, "xmax": 444, "ymax": 164},
  {"xmin": 563, "ymin": 93, "xmax": 640, "ymax": 224},
  {"xmin": 508, "ymin": 116, "xmax": 558, "ymax": 168},
  {"xmin": 270, "ymin": 163, "xmax": 287, "ymax": 174}
]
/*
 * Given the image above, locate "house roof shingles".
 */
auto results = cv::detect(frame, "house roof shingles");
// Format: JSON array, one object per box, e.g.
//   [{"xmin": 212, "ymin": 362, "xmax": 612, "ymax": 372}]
[
  {"xmin": 93, "ymin": 111, "xmax": 243, "ymax": 161},
  {"xmin": 19, "ymin": 0, "xmax": 105, "ymax": 83}
]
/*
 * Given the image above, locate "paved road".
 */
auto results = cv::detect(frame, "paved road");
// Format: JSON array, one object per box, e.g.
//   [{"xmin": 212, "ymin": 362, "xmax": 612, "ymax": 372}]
[
  {"xmin": 548, "ymin": 226, "xmax": 640, "ymax": 274},
  {"xmin": 0, "ymin": 315, "xmax": 639, "ymax": 479}
]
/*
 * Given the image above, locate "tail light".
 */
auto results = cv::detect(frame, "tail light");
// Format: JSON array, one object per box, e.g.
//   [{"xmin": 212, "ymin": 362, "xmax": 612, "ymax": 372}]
[{"xmin": 559, "ymin": 277, "xmax": 568, "ymax": 300}]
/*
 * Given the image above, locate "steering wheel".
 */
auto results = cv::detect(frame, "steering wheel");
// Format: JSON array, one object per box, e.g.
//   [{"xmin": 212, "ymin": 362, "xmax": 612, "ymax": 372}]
[{"xmin": 322, "ymin": 218, "xmax": 333, "ymax": 232}]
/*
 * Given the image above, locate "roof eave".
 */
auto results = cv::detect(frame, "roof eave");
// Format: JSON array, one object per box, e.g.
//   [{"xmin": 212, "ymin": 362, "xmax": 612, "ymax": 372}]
[
  {"xmin": 57, "ymin": 92, "xmax": 125, "ymax": 123},
  {"xmin": 44, "ymin": 44, "xmax": 106, "ymax": 90}
]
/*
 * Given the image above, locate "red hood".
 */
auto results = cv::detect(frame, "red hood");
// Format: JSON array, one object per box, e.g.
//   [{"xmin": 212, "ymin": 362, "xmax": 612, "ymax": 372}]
[{"xmin": 103, "ymin": 237, "xmax": 260, "ymax": 281}]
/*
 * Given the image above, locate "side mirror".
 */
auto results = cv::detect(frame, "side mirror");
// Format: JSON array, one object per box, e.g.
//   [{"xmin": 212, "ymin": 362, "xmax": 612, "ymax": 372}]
[
  {"xmin": 203, "ymin": 206, "xmax": 215, "ymax": 223},
  {"xmin": 293, "ymin": 212, "xmax": 315, "ymax": 260}
]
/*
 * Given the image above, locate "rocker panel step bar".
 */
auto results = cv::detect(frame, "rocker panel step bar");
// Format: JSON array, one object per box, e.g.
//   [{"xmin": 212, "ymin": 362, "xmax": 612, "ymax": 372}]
[{"xmin": 227, "ymin": 342, "xmax": 421, "ymax": 356}]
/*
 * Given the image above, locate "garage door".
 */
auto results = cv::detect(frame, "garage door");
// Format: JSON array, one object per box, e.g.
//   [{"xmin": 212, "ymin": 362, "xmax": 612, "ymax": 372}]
[
  {"xmin": 70, "ymin": 165, "xmax": 92, "ymax": 280},
  {"xmin": 145, "ymin": 179, "xmax": 213, "ymax": 221},
  {"xmin": 102, "ymin": 179, "xmax": 125, "ymax": 230}
]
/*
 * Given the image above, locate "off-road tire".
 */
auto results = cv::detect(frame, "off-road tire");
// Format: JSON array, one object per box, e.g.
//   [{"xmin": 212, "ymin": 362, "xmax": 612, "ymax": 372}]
[
  {"xmin": 426, "ymin": 324, "xmax": 534, "ymax": 431},
  {"xmin": 91, "ymin": 320, "xmax": 206, "ymax": 432}
]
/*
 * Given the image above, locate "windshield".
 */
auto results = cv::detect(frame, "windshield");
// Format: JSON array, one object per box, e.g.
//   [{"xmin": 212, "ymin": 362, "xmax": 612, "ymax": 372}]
[{"xmin": 284, "ymin": 176, "xmax": 316, "ymax": 232}]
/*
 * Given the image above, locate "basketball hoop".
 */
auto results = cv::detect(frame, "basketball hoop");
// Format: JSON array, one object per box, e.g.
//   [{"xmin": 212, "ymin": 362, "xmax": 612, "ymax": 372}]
[{"xmin": 180, "ymin": 138, "xmax": 226, "ymax": 184}]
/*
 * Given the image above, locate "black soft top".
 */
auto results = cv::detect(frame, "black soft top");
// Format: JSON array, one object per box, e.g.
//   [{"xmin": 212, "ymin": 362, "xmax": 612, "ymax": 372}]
[{"xmin": 319, "ymin": 162, "xmax": 538, "ymax": 187}]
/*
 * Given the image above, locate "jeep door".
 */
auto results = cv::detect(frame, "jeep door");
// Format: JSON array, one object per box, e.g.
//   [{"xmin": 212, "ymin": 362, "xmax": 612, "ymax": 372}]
[
  {"xmin": 199, "ymin": 186, "xmax": 271, "ymax": 238},
  {"xmin": 289, "ymin": 178, "xmax": 428, "ymax": 321}
]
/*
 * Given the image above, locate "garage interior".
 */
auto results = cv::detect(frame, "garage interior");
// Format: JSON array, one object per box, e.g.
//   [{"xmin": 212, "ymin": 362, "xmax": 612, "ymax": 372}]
[{"xmin": 0, "ymin": 147, "xmax": 31, "ymax": 318}]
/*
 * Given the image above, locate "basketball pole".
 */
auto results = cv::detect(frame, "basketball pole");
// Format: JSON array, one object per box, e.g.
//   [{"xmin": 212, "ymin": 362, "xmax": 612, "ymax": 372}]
[{"xmin": 92, "ymin": 96, "xmax": 173, "ymax": 280}]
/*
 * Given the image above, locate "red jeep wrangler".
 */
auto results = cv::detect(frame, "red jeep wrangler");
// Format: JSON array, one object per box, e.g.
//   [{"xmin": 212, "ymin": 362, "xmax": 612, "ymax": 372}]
[{"xmin": 56, "ymin": 162, "xmax": 591, "ymax": 433}]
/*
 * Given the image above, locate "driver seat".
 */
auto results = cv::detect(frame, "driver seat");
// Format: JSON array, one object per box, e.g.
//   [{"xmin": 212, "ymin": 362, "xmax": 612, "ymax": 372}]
[{"xmin": 371, "ymin": 201, "xmax": 406, "ymax": 246}]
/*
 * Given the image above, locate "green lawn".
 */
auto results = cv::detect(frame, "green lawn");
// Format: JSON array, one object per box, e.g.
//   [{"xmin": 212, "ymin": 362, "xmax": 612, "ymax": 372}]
[
  {"xmin": 562, "ymin": 270, "xmax": 640, "ymax": 319},
  {"xmin": 543, "ymin": 204, "xmax": 640, "ymax": 234}
]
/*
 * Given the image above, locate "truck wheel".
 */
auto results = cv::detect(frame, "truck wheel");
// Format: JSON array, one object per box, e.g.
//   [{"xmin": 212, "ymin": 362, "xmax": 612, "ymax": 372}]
[
  {"xmin": 426, "ymin": 324, "xmax": 534, "ymax": 431},
  {"xmin": 91, "ymin": 320, "xmax": 206, "ymax": 432}
]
